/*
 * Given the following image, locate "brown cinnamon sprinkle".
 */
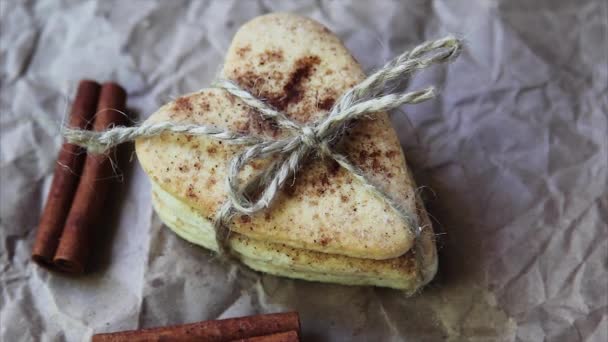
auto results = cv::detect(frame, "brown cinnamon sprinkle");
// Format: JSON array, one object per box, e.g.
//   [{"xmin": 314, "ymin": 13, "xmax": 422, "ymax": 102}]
[
  {"xmin": 234, "ymin": 55, "xmax": 321, "ymax": 124},
  {"xmin": 270, "ymin": 55, "xmax": 320, "ymax": 111},
  {"xmin": 317, "ymin": 97, "xmax": 335, "ymax": 111},
  {"xmin": 174, "ymin": 96, "xmax": 194, "ymax": 112}
]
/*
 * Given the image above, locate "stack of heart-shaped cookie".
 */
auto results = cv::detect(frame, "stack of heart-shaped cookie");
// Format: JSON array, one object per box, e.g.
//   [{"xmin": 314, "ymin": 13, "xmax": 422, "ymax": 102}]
[{"xmin": 136, "ymin": 13, "xmax": 437, "ymax": 292}]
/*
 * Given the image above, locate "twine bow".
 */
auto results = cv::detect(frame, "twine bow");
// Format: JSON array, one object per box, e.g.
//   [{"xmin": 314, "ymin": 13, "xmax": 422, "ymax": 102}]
[{"xmin": 64, "ymin": 36, "xmax": 461, "ymax": 278}]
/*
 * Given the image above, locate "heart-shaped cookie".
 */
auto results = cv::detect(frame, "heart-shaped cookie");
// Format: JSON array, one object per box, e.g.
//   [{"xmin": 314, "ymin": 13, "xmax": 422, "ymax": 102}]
[{"xmin": 136, "ymin": 13, "xmax": 437, "ymax": 291}]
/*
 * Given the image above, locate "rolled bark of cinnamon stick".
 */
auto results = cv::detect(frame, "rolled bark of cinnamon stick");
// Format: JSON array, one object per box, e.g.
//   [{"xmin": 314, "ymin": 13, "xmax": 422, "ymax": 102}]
[
  {"xmin": 53, "ymin": 82, "xmax": 127, "ymax": 273},
  {"xmin": 32, "ymin": 80, "xmax": 101, "ymax": 267},
  {"xmin": 229, "ymin": 330, "xmax": 299, "ymax": 342},
  {"xmin": 91, "ymin": 312, "xmax": 301, "ymax": 342}
]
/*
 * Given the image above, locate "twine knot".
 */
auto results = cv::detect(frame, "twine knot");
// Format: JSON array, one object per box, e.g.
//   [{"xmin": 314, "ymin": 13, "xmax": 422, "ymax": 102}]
[{"xmin": 300, "ymin": 126, "xmax": 320, "ymax": 149}]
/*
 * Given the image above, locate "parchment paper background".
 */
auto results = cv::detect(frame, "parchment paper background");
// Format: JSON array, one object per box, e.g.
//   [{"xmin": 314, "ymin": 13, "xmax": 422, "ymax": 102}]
[{"xmin": 1, "ymin": 1, "xmax": 607, "ymax": 341}]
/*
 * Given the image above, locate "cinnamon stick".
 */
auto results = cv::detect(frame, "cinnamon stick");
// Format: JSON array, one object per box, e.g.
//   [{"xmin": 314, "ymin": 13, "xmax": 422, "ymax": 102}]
[
  {"xmin": 53, "ymin": 82, "xmax": 127, "ymax": 273},
  {"xmin": 229, "ymin": 330, "xmax": 299, "ymax": 342},
  {"xmin": 91, "ymin": 312, "xmax": 301, "ymax": 342},
  {"xmin": 32, "ymin": 80, "xmax": 101, "ymax": 267}
]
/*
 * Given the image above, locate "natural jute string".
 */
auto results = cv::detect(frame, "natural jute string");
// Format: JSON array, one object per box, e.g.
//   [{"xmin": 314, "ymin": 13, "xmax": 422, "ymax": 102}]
[{"xmin": 64, "ymin": 36, "xmax": 462, "ymax": 282}]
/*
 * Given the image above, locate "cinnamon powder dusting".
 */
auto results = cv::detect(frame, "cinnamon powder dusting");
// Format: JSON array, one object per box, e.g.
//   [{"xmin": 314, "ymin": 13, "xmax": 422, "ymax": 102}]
[
  {"xmin": 318, "ymin": 236, "xmax": 331, "ymax": 246},
  {"xmin": 186, "ymin": 184, "xmax": 197, "ymax": 199},
  {"xmin": 199, "ymin": 99, "xmax": 211, "ymax": 112},
  {"xmin": 358, "ymin": 149, "xmax": 387, "ymax": 173},
  {"xmin": 233, "ymin": 55, "xmax": 321, "ymax": 113},
  {"xmin": 271, "ymin": 55, "xmax": 321, "ymax": 111},
  {"xmin": 318, "ymin": 97, "xmax": 335, "ymax": 111},
  {"xmin": 328, "ymin": 159, "xmax": 340, "ymax": 175},
  {"xmin": 174, "ymin": 96, "xmax": 193, "ymax": 112},
  {"xmin": 236, "ymin": 45, "xmax": 251, "ymax": 57},
  {"xmin": 385, "ymin": 150, "xmax": 399, "ymax": 158},
  {"xmin": 259, "ymin": 49, "xmax": 284, "ymax": 65}
]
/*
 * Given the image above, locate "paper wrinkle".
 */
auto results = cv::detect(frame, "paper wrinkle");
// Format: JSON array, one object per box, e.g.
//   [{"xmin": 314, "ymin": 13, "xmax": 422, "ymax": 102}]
[{"xmin": 1, "ymin": 0, "xmax": 607, "ymax": 341}]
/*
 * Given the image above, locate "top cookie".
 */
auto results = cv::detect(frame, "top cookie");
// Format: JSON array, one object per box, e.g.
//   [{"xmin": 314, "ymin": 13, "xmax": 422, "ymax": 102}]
[{"xmin": 136, "ymin": 13, "xmax": 424, "ymax": 260}]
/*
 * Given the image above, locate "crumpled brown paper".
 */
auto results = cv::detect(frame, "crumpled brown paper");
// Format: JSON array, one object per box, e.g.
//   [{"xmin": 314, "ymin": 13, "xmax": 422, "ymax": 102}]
[{"xmin": 1, "ymin": 1, "xmax": 606, "ymax": 341}]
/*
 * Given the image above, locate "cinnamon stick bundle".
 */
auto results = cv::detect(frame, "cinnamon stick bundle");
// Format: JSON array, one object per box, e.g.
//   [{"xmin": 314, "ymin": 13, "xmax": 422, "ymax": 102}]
[
  {"xmin": 91, "ymin": 312, "xmax": 301, "ymax": 342},
  {"xmin": 32, "ymin": 80, "xmax": 101, "ymax": 266},
  {"xmin": 53, "ymin": 82, "xmax": 127, "ymax": 273}
]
